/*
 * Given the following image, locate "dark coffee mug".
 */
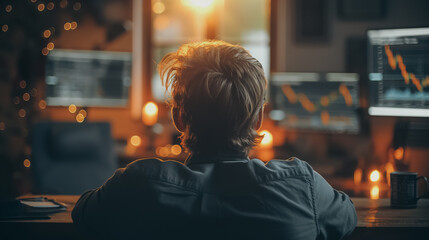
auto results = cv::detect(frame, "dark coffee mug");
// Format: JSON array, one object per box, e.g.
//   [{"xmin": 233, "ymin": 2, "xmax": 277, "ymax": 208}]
[{"xmin": 390, "ymin": 172, "xmax": 428, "ymax": 208}]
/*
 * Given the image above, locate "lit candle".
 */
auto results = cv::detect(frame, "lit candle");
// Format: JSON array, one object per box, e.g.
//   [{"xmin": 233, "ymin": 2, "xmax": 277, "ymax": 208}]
[{"xmin": 142, "ymin": 101, "xmax": 158, "ymax": 126}]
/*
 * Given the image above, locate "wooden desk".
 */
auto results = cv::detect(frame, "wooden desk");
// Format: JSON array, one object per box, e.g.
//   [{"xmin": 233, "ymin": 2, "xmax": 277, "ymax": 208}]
[{"xmin": 1, "ymin": 196, "xmax": 428, "ymax": 239}]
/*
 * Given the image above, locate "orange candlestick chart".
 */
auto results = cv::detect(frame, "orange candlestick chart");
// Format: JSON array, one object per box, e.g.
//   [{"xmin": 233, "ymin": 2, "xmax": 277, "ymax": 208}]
[
  {"xmin": 384, "ymin": 45, "xmax": 429, "ymax": 92},
  {"xmin": 270, "ymin": 74, "xmax": 359, "ymax": 133}
]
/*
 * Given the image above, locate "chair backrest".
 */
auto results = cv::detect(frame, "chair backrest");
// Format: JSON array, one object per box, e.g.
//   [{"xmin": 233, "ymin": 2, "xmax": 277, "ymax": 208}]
[{"xmin": 31, "ymin": 121, "xmax": 118, "ymax": 194}]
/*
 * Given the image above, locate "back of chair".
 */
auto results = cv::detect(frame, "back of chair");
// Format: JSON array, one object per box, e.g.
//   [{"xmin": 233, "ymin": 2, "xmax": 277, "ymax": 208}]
[{"xmin": 31, "ymin": 121, "xmax": 118, "ymax": 194}]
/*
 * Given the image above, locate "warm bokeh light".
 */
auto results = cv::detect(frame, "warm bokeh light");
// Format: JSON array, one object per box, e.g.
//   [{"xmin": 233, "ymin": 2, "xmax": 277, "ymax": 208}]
[
  {"xmin": 42, "ymin": 47, "xmax": 49, "ymax": 56},
  {"xmin": 19, "ymin": 80, "xmax": 27, "ymax": 89},
  {"xmin": 18, "ymin": 109, "xmax": 26, "ymax": 118},
  {"xmin": 171, "ymin": 145, "xmax": 182, "ymax": 155},
  {"xmin": 31, "ymin": 0, "xmax": 37, "ymax": 3},
  {"xmin": 23, "ymin": 159, "xmax": 31, "ymax": 168},
  {"xmin": 37, "ymin": 3, "xmax": 45, "ymax": 11},
  {"xmin": 153, "ymin": 1, "xmax": 166, "ymax": 14},
  {"xmin": 76, "ymin": 113, "xmax": 85, "ymax": 123},
  {"xmin": 60, "ymin": 0, "xmax": 68, "ymax": 8},
  {"xmin": 47, "ymin": 42, "xmax": 55, "ymax": 51},
  {"xmin": 130, "ymin": 135, "xmax": 142, "ymax": 147},
  {"xmin": 142, "ymin": 101, "xmax": 158, "ymax": 126},
  {"xmin": 370, "ymin": 185, "xmax": 380, "ymax": 199},
  {"xmin": 64, "ymin": 22, "xmax": 71, "ymax": 31},
  {"xmin": 23, "ymin": 93, "xmax": 30, "ymax": 102},
  {"xmin": 394, "ymin": 147, "xmax": 404, "ymax": 160},
  {"xmin": 39, "ymin": 100, "xmax": 47, "ymax": 109},
  {"xmin": 385, "ymin": 162, "xmax": 395, "ymax": 186},
  {"xmin": 47, "ymin": 2, "xmax": 55, "ymax": 10},
  {"xmin": 43, "ymin": 29, "xmax": 51, "ymax": 38},
  {"xmin": 157, "ymin": 146, "xmax": 170, "ymax": 157},
  {"xmin": 68, "ymin": 104, "xmax": 77, "ymax": 113},
  {"xmin": 369, "ymin": 170, "xmax": 381, "ymax": 182},
  {"xmin": 73, "ymin": 2, "xmax": 81, "ymax": 11},
  {"xmin": 2, "ymin": 24, "xmax": 8, "ymax": 32},
  {"xmin": 182, "ymin": 0, "xmax": 214, "ymax": 10},
  {"xmin": 259, "ymin": 130, "xmax": 273, "ymax": 148},
  {"xmin": 78, "ymin": 109, "xmax": 87, "ymax": 118},
  {"xmin": 70, "ymin": 21, "xmax": 78, "ymax": 30},
  {"xmin": 354, "ymin": 168, "xmax": 363, "ymax": 185},
  {"xmin": 5, "ymin": 5, "xmax": 12, "ymax": 13}
]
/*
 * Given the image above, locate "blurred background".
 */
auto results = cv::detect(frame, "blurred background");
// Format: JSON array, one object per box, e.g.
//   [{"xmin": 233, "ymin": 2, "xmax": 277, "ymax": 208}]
[{"xmin": 0, "ymin": 0, "xmax": 429, "ymax": 199}]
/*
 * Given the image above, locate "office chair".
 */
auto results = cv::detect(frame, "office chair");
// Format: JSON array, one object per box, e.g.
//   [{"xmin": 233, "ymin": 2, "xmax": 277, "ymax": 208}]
[{"xmin": 31, "ymin": 121, "xmax": 118, "ymax": 194}]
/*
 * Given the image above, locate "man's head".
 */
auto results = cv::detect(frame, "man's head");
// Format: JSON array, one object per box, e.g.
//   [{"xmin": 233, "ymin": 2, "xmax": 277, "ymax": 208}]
[{"xmin": 158, "ymin": 40, "xmax": 267, "ymax": 154}]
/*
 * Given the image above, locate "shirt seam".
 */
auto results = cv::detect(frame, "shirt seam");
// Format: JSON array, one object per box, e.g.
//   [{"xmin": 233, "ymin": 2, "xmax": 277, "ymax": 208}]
[{"xmin": 308, "ymin": 175, "xmax": 320, "ymax": 236}]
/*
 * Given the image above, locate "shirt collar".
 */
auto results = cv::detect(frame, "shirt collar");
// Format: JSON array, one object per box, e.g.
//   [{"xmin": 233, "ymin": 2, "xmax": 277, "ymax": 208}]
[{"xmin": 185, "ymin": 148, "xmax": 249, "ymax": 166}]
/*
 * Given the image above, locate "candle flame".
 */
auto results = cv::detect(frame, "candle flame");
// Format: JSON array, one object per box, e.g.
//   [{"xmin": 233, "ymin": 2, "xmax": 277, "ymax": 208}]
[{"xmin": 369, "ymin": 170, "xmax": 381, "ymax": 182}]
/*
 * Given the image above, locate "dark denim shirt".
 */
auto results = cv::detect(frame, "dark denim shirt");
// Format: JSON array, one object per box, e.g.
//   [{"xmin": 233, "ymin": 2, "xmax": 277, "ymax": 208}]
[{"xmin": 72, "ymin": 153, "xmax": 357, "ymax": 239}]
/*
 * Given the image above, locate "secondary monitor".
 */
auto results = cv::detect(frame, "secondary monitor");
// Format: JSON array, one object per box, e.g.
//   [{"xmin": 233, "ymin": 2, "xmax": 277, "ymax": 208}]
[
  {"xmin": 367, "ymin": 27, "xmax": 429, "ymax": 117},
  {"xmin": 45, "ymin": 49, "xmax": 132, "ymax": 107},
  {"xmin": 270, "ymin": 72, "xmax": 360, "ymax": 133}
]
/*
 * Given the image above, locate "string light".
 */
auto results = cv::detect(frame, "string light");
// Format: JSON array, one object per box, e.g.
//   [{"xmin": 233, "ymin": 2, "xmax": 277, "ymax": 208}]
[
  {"xmin": 64, "ymin": 22, "xmax": 71, "ymax": 31},
  {"xmin": 23, "ymin": 159, "xmax": 31, "ymax": 168},
  {"xmin": 5, "ymin": 5, "xmax": 12, "ymax": 13},
  {"xmin": 78, "ymin": 109, "xmax": 87, "ymax": 118},
  {"xmin": 47, "ymin": 42, "xmax": 55, "ymax": 51},
  {"xmin": 60, "ymin": 0, "xmax": 68, "ymax": 8},
  {"xmin": 42, "ymin": 47, "xmax": 49, "ymax": 56},
  {"xmin": 18, "ymin": 109, "xmax": 26, "ymax": 118},
  {"xmin": 39, "ymin": 100, "xmax": 47, "ymax": 109},
  {"xmin": 73, "ymin": 2, "xmax": 81, "ymax": 11},
  {"xmin": 130, "ymin": 135, "xmax": 142, "ymax": 147},
  {"xmin": 68, "ymin": 104, "xmax": 77, "ymax": 113},
  {"xmin": 76, "ymin": 113, "xmax": 85, "ymax": 123},
  {"xmin": 70, "ymin": 21, "xmax": 78, "ymax": 30},
  {"xmin": 37, "ymin": 3, "xmax": 45, "ymax": 11},
  {"xmin": 47, "ymin": 2, "xmax": 55, "ymax": 10},
  {"xmin": 19, "ymin": 80, "xmax": 27, "ymax": 89},
  {"xmin": 23, "ymin": 93, "xmax": 30, "ymax": 102}
]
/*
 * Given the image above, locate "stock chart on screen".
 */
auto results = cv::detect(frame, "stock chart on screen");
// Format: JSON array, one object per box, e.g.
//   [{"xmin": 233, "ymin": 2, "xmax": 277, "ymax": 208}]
[
  {"xmin": 368, "ymin": 28, "xmax": 429, "ymax": 117},
  {"xmin": 270, "ymin": 73, "xmax": 360, "ymax": 133}
]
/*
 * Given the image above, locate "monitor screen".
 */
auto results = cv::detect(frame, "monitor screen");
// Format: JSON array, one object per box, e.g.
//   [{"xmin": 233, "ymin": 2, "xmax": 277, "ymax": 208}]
[
  {"xmin": 45, "ymin": 49, "xmax": 132, "ymax": 107},
  {"xmin": 367, "ymin": 27, "xmax": 429, "ymax": 117},
  {"xmin": 270, "ymin": 72, "xmax": 360, "ymax": 133}
]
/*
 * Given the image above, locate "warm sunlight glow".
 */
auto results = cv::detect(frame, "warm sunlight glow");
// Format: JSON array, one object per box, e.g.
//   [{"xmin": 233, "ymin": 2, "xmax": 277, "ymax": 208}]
[
  {"xmin": 370, "ymin": 185, "xmax": 380, "ymax": 199},
  {"xmin": 369, "ymin": 170, "xmax": 381, "ymax": 182},
  {"xmin": 259, "ymin": 130, "xmax": 273, "ymax": 148},
  {"xmin": 182, "ymin": 0, "xmax": 214, "ymax": 10},
  {"xmin": 130, "ymin": 135, "xmax": 142, "ymax": 147},
  {"xmin": 142, "ymin": 102, "xmax": 158, "ymax": 126},
  {"xmin": 354, "ymin": 168, "xmax": 363, "ymax": 185}
]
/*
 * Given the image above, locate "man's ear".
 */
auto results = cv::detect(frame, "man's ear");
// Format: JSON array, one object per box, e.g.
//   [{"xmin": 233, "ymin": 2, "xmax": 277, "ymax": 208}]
[
  {"xmin": 172, "ymin": 107, "xmax": 185, "ymax": 133},
  {"xmin": 254, "ymin": 107, "xmax": 264, "ymax": 130}
]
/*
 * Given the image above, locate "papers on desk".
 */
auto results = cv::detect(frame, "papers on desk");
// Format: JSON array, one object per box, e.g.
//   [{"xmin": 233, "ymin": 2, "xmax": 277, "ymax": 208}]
[{"xmin": 21, "ymin": 200, "xmax": 62, "ymax": 208}]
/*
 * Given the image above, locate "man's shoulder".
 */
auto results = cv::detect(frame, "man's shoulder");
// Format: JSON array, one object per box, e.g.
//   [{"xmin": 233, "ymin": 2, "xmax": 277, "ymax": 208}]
[{"xmin": 250, "ymin": 157, "xmax": 315, "ymax": 181}]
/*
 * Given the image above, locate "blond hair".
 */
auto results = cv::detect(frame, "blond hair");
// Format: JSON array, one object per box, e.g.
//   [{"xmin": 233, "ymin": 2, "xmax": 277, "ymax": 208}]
[{"xmin": 158, "ymin": 40, "xmax": 267, "ymax": 154}]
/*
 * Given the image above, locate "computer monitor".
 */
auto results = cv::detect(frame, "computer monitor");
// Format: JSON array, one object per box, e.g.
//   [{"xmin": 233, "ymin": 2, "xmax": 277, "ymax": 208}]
[
  {"xmin": 270, "ymin": 72, "xmax": 360, "ymax": 133},
  {"xmin": 45, "ymin": 49, "xmax": 132, "ymax": 107},
  {"xmin": 367, "ymin": 27, "xmax": 429, "ymax": 117}
]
